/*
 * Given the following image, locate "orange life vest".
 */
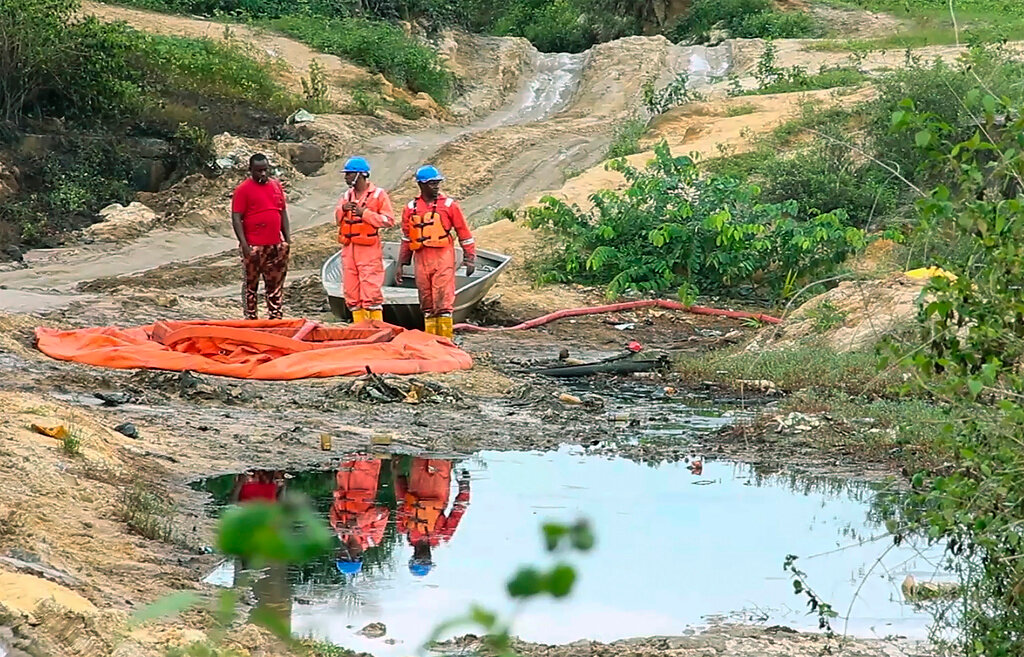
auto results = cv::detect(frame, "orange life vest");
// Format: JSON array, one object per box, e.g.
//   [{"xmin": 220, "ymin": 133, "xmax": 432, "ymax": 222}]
[
  {"xmin": 339, "ymin": 187, "xmax": 385, "ymax": 246},
  {"xmin": 404, "ymin": 494, "xmax": 445, "ymax": 538},
  {"xmin": 408, "ymin": 198, "xmax": 455, "ymax": 251}
]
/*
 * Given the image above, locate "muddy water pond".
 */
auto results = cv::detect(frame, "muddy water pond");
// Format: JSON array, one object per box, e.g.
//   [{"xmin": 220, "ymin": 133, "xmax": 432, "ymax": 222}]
[{"xmin": 195, "ymin": 445, "xmax": 943, "ymax": 655}]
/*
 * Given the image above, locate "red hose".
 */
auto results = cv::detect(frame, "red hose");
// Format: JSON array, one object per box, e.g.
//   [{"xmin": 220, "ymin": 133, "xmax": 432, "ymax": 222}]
[{"xmin": 454, "ymin": 299, "xmax": 781, "ymax": 333}]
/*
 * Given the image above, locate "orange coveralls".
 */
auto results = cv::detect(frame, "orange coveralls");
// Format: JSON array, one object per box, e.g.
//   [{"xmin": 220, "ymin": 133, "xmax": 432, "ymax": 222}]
[
  {"xmin": 329, "ymin": 458, "xmax": 390, "ymax": 553},
  {"xmin": 399, "ymin": 194, "xmax": 475, "ymax": 317},
  {"xmin": 335, "ymin": 183, "xmax": 395, "ymax": 312},
  {"xmin": 396, "ymin": 458, "xmax": 469, "ymax": 547}
]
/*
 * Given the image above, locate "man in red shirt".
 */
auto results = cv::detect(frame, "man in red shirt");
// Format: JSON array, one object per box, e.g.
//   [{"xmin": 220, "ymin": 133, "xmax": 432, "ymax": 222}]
[{"xmin": 231, "ymin": 153, "xmax": 291, "ymax": 320}]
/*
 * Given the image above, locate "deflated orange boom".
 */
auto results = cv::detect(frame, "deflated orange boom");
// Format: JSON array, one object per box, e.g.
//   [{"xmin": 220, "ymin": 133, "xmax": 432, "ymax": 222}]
[{"xmin": 35, "ymin": 319, "xmax": 472, "ymax": 380}]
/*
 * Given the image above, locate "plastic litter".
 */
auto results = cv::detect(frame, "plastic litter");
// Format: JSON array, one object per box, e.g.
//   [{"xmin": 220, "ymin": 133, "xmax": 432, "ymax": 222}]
[{"xmin": 31, "ymin": 423, "xmax": 68, "ymax": 440}]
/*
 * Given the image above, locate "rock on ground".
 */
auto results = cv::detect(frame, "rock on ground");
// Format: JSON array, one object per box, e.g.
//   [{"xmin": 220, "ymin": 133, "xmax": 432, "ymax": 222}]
[
  {"xmin": 0, "ymin": 160, "xmax": 19, "ymax": 200},
  {"xmin": 85, "ymin": 202, "xmax": 159, "ymax": 242},
  {"xmin": 443, "ymin": 626, "xmax": 929, "ymax": 657},
  {"xmin": 748, "ymin": 274, "xmax": 926, "ymax": 353}
]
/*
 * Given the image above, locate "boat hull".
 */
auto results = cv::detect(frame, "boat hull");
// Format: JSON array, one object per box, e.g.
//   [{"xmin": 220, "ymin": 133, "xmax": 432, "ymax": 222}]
[{"xmin": 321, "ymin": 242, "xmax": 512, "ymax": 328}]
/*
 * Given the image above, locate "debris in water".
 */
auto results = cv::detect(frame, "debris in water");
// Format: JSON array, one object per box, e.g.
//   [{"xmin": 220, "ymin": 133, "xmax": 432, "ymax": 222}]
[
  {"xmin": 31, "ymin": 423, "xmax": 67, "ymax": 440},
  {"xmin": 320, "ymin": 433, "xmax": 332, "ymax": 451},
  {"xmin": 738, "ymin": 379, "xmax": 779, "ymax": 395},
  {"xmin": 359, "ymin": 622, "xmax": 387, "ymax": 638},
  {"xmin": 558, "ymin": 393, "xmax": 582, "ymax": 405},
  {"xmin": 902, "ymin": 574, "xmax": 960, "ymax": 602},
  {"xmin": 772, "ymin": 412, "xmax": 823, "ymax": 434},
  {"xmin": 114, "ymin": 422, "xmax": 139, "ymax": 439}
]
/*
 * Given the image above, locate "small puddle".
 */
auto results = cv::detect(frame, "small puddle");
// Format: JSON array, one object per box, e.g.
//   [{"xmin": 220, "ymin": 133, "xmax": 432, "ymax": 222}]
[{"xmin": 193, "ymin": 447, "xmax": 944, "ymax": 655}]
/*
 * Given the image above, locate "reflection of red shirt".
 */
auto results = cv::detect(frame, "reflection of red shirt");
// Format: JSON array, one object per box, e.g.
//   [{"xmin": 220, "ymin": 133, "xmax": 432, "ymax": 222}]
[
  {"xmin": 239, "ymin": 481, "xmax": 278, "ymax": 502},
  {"xmin": 232, "ymin": 178, "xmax": 286, "ymax": 246}
]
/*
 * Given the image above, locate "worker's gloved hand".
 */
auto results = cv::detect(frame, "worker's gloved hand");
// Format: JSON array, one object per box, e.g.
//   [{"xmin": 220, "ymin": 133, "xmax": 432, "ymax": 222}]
[
  {"xmin": 394, "ymin": 264, "xmax": 404, "ymax": 284},
  {"xmin": 464, "ymin": 258, "xmax": 476, "ymax": 277}
]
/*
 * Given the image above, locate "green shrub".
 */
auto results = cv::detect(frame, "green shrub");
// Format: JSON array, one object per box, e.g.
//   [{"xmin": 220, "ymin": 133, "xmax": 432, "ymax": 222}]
[
  {"xmin": 668, "ymin": 0, "xmax": 819, "ymax": 43},
  {"xmin": 525, "ymin": 141, "xmax": 866, "ymax": 300},
  {"xmin": 490, "ymin": 0, "xmax": 594, "ymax": 52},
  {"xmin": 606, "ymin": 118, "xmax": 646, "ymax": 159},
  {"xmin": 734, "ymin": 7, "xmax": 823, "ymax": 38},
  {"xmin": 877, "ymin": 88, "xmax": 1024, "ymax": 657},
  {"xmin": 132, "ymin": 32, "xmax": 297, "ymax": 113},
  {"xmin": 0, "ymin": 0, "xmax": 144, "ymax": 124},
  {"xmin": 269, "ymin": 15, "xmax": 453, "ymax": 102},
  {"xmin": 1, "ymin": 136, "xmax": 135, "ymax": 247},
  {"xmin": 867, "ymin": 46, "xmax": 1024, "ymax": 186},
  {"xmin": 754, "ymin": 138, "xmax": 901, "ymax": 230}
]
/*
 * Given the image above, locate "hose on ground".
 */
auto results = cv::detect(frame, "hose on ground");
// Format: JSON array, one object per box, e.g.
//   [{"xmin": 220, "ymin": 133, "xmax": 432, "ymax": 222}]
[{"xmin": 454, "ymin": 299, "xmax": 781, "ymax": 333}]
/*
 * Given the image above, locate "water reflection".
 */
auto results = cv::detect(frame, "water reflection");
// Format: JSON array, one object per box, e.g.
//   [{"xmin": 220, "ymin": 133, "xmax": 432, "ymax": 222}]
[
  {"xmin": 228, "ymin": 470, "xmax": 293, "ymax": 635},
  {"xmin": 196, "ymin": 449, "xmax": 942, "ymax": 656}
]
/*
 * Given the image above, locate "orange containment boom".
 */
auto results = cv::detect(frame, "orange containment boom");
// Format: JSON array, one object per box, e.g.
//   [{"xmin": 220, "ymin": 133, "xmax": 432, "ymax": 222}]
[{"xmin": 35, "ymin": 319, "xmax": 472, "ymax": 380}]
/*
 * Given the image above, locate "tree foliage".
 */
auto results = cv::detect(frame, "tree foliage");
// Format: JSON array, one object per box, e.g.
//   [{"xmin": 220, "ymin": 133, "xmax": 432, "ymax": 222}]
[{"xmin": 526, "ymin": 142, "xmax": 865, "ymax": 301}]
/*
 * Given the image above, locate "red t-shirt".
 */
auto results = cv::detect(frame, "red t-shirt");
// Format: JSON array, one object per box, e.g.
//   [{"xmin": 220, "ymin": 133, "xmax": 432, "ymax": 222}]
[{"xmin": 232, "ymin": 177, "xmax": 286, "ymax": 246}]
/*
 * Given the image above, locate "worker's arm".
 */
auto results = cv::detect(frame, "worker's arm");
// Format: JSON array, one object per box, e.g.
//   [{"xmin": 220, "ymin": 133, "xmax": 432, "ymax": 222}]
[
  {"xmin": 231, "ymin": 187, "xmax": 251, "ymax": 257},
  {"xmin": 280, "ymin": 207, "xmax": 291, "ymax": 244},
  {"xmin": 396, "ymin": 203, "xmax": 414, "ymax": 283},
  {"xmin": 231, "ymin": 212, "xmax": 251, "ymax": 258},
  {"xmin": 399, "ymin": 202, "xmax": 413, "ymax": 265},
  {"xmin": 436, "ymin": 472, "xmax": 471, "ymax": 542},
  {"xmin": 360, "ymin": 190, "xmax": 395, "ymax": 229},
  {"xmin": 449, "ymin": 201, "xmax": 476, "ymax": 274}
]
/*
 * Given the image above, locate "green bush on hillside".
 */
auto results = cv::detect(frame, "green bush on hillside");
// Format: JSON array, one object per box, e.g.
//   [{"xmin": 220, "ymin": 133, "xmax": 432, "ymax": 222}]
[
  {"xmin": 526, "ymin": 142, "xmax": 866, "ymax": 300},
  {"xmin": 270, "ymin": 15, "xmax": 453, "ymax": 102},
  {"xmin": 669, "ymin": 0, "xmax": 821, "ymax": 44}
]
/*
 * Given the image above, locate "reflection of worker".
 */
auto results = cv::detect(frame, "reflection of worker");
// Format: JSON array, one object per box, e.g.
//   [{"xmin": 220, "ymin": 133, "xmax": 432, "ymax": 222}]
[
  {"xmin": 396, "ymin": 458, "xmax": 470, "ymax": 577},
  {"xmin": 335, "ymin": 157, "xmax": 395, "ymax": 324},
  {"xmin": 230, "ymin": 470, "xmax": 285, "ymax": 503},
  {"xmin": 330, "ymin": 457, "xmax": 390, "ymax": 576},
  {"xmin": 231, "ymin": 153, "xmax": 290, "ymax": 320},
  {"xmin": 395, "ymin": 166, "xmax": 476, "ymax": 339},
  {"xmin": 230, "ymin": 470, "xmax": 291, "ymax": 634}
]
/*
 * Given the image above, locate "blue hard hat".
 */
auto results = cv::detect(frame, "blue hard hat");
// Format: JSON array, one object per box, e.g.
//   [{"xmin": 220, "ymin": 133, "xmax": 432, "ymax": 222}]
[
  {"xmin": 415, "ymin": 165, "xmax": 445, "ymax": 183},
  {"xmin": 344, "ymin": 157, "xmax": 371, "ymax": 174},
  {"xmin": 336, "ymin": 560, "xmax": 363, "ymax": 575},
  {"xmin": 409, "ymin": 561, "xmax": 433, "ymax": 577}
]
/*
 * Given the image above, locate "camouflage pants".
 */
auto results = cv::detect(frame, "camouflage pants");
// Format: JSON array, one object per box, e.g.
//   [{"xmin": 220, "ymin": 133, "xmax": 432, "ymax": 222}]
[{"xmin": 242, "ymin": 242, "xmax": 289, "ymax": 320}]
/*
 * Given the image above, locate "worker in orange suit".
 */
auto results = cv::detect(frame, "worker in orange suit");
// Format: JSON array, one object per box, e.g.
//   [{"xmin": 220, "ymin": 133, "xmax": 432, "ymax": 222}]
[
  {"xmin": 335, "ymin": 157, "xmax": 395, "ymax": 324},
  {"xmin": 395, "ymin": 165, "xmax": 475, "ymax": 339},
  {"xmin": 330, "ymin": 456, "xmax": 390, "ymax": 576},
  {"xmin": 395, "ymin": 457, "xmax": 470, "ymax": 577}
]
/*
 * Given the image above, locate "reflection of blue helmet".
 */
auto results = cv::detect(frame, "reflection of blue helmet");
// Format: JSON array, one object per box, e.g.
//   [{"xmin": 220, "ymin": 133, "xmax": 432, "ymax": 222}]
[
  {"xmin": 409, "ymin": 561, "xmax": 432, "ymax": 577},
  {"xmin": 344, "ymin": 157, "xmax": 371, "ymax": 174},
  {"xmin": 336, "ymin": 560, "xmax": 363, "ymax": 575},
  {"xmin": 415, "ymin": 165, "xmax": 444, "ymax": 183}
]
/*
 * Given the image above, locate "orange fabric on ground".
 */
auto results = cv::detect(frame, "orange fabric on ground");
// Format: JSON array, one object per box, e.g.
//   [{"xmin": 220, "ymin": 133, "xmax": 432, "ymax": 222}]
[{"xmin": 34, "ymin": 319, "xmax": 472, "ymax": 380}]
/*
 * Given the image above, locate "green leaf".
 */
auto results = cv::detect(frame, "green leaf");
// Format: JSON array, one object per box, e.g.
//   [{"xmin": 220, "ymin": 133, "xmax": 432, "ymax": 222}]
[
  {"xmin": 546, "ymin": 564, "xmax": 577, "ymax": 598},
  {"xmin": 129, "ymin": 591, "xmax": 203, "ymax": 626},
  {"xmin": 983, "ymin": 94, "xmax": 997, "ymax": 116},
  {"xmin": 915, "ymin": 129, "xmax": 932, "ymax": 148},
  {"xmin": 570, "ymin": 521, "xmax": 595, "ymax": 551},
  {"xmin": 542, "ymin": 522, "xmax": 568, "ymax": 552},
  {"xmin": 507, "ymin": 567, "xmax": 545, "ymax": 598},
  {"xmin": 967, "ymin": 379, "xmax": 983, "ymax": 396}
]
